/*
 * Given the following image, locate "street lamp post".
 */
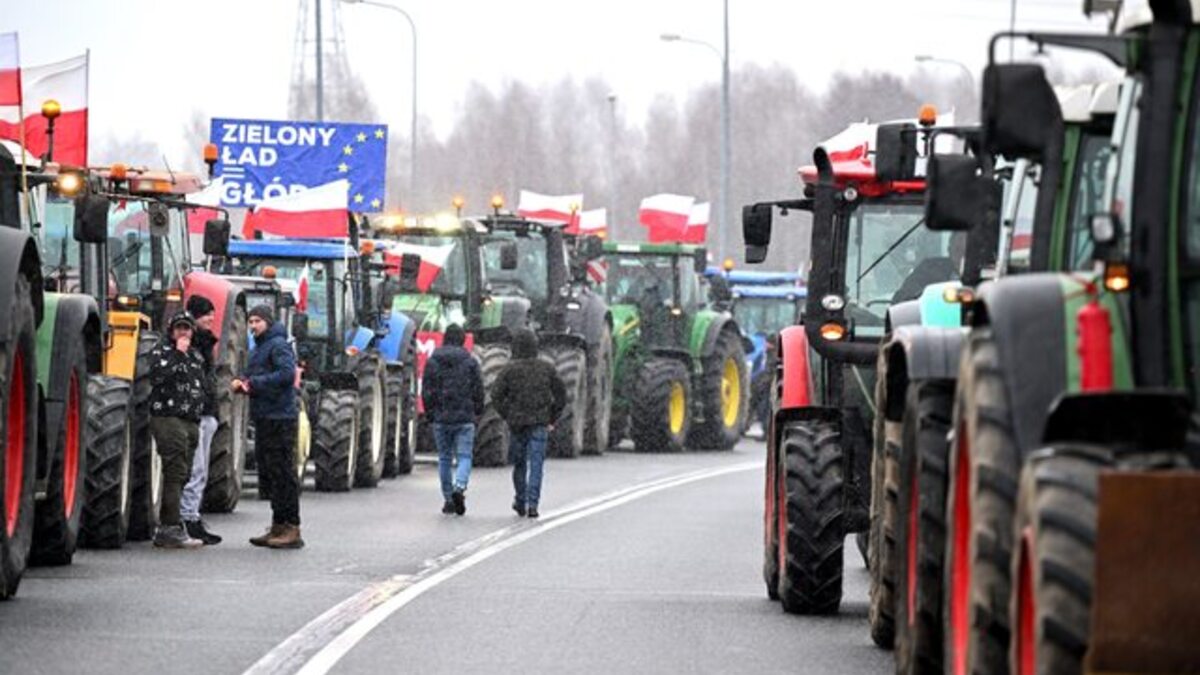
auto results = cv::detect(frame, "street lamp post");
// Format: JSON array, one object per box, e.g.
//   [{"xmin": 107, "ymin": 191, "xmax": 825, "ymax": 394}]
[
  {"xmin": 342, "ymin": 0, "xmax": 418, "ymax": 210},
  {"xmin": 914, "ymin": 55, "xmax": 976, "ymax": 91},
  {"xmin": 661, "ymin": 0, "xmax": 730, "ymax": 260}
]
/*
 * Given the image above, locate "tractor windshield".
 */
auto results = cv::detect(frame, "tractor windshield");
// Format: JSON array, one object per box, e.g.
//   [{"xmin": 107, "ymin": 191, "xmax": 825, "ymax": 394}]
[
  {"xmin": 481, "ymin": 231, "xmax": 548, "ymax": 303},
  {"xmin": 40, "ymin": 197, "xmax": 82, "ymax": 278},
  {"xmin": 107, "ymin": 201, "xmax": 189, "ymax": 296},
  {"xmin": 389, "ymin": 233, "xmax": 469, "ymax": 296},
  {"xmin": 232, "ymin": 257, "xmax": 343, "ymax": 338},
  {"xmin": 1066, "ymin": 131, "xmax": 1116, "ymax": 271},
  {"xmin": 734, "ymin": 296, "xmax": 800, "ymax": 336},
  {"xmin": 844, "ymin": 200, "xmax": 957, "ymax": 334},
  {"xmin": 605, "ymin": 254, "xmax": 677, "ymax": 307}
]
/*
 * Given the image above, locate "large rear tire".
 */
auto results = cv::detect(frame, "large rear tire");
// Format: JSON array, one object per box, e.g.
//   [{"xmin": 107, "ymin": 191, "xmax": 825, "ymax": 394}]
[
  {"xmin": 777, "ymin": 420, "xmax": 844, "ymax": 615},
  {"xmin": 31, "ymin": 336, "xmax": 88, "ymax": 566},
  {"xmin": 353, "ymin": 354, "xmax": 387, "ymax": 488},
  {"xmin": 544, "ymin": 343, "xmax": 587, "ymax": 459},
  {"xmin": 126, "ymin": 331, "xmax": 162, "ymax": 541},
  {"xmin": 868, "ymin": 358, "xmax": 900, "ymax": 648},
  {"xmin": 688, "ymin": 329, "xmax": 749, "ymax": 449},
  {"xmin": 0, "ymin": 275, "xmax": 38, "ymax": 599},
  {"xmin": 382, "ymin": 364, "xmax": 406, "ymax": 478},
  {"xmin": 763, "ymin": 424, "xmax": 781, "ymax": 600},
  {"xmin": 630, "ymin": 358, "xmax": 691, "ymax": 453},
  {"xmin": 583, "ymin": 326, "xmax": 613, "ymax": 455},
  {"xmin": 203, "ymin": 305, "xmax": 248, "ymax": 513},
  {"xmin": 313, "ymin": 389, "xmax": 358, "ymax": 492},
  {"xmin": 473, "ymin": 343, "xmax": 511, "ymax": 468},
  {"xmin": 80, "ymin": 375, "xmax": 133, "ymax": 549}
]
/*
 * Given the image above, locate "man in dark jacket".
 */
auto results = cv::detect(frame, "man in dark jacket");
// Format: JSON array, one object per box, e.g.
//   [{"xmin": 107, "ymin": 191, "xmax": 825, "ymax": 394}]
[
  {"xmin": 149, "ymin": 311, "xmax": 209, "ymax": 548},
  {"xmin": 491, "ymin": 328, "xmax": 566, "ymax": 519},
  {"xmin": 179, "ymin": 295, "xmax": 221, "ymax": 545},
  {"xmin": 234, "ymin": 305, "xmax": 302, "ymax": 549},
  {"xmin": 421, "ymin": 324, "xmax": 483, "ymax": 515}
]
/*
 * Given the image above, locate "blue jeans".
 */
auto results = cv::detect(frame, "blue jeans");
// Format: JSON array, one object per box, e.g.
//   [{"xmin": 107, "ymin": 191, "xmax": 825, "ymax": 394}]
[
  {"xmin": 509, "ymin": 425, "xmax": 547, "ymax": 509},
  {"xmin": 433, "ymin": 422, "xmax": 474, "ymax": 501}
]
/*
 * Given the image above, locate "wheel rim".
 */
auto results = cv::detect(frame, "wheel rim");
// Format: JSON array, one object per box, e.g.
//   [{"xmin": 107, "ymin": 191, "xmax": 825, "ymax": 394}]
[
  {"xmin": 776, "ymin": 454, "xmax": 788, "ymax": 574},
  {"xmin": 5, "ymin": 348, "xmax": 27, "ymax": 537},
  {"xmin": 906, "ymin": 458, "xmax": 919, "ymax": 626},
  {"xmin": 63, "ymin": 371, "xmax": 81, "ymax": 516},
  {"xmin": 668, "ymin": 381, "xmax": 686, "ymax": 435},
  {"xmin": 119, "ymin": 419, "xmax": 132, "ymax": 520},
  {"xmin": 1016, "ymin": 526, "xmax": 1037, "ymax": 675},
  {"xmin": 371, "ymin": 378, "xmax": 384, "ymax": 464},
  {"xmin": 950, "ymin": 421, "xmax": 972, "ymax": 675},
  {"xmin": 721, "ymin": 356, "xmax": 741, "ymax": 428},
  {"xmin": 347, "ymin": 409, "xmax": 359, "ymax": 481}
]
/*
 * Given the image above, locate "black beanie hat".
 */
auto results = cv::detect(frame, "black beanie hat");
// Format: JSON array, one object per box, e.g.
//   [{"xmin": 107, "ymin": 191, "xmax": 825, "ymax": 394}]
[
  {"xmin": 444, "ymin": 323, "xmax": 466, "ymax": 347},
  {"xmin": 248, "ymin": 304, "xmax": 275, "ymax": 326},
  {"xmin": 186, "ymin": 294, "xmax": 215, "ymax": 319}
]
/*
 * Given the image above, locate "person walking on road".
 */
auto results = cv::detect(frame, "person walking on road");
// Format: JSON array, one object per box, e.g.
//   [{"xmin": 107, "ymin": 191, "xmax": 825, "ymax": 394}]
[
  {"xmin": 234, "ymin": 305, "xmax": 303, "ymax": 549},
  {"xmin": 179, "ymin": 295, "xmax": 221, "ymax": 545},
  {"xmin": 421, "ymin": 324, "xmax": 483, "ymax": 516},
  {"xmin": 491, "ymin": 328, "xmax": 566, "ymax": 519},
  {"xmin": 149, "ymin": 311, "xmax": 209, "ymax": 549}
]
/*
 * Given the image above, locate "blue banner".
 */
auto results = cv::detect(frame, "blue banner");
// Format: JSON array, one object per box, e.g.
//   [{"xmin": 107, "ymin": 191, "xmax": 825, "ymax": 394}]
[{"xmin": 210, "ymin": 117, "xmax": 388, "ymax": 213}]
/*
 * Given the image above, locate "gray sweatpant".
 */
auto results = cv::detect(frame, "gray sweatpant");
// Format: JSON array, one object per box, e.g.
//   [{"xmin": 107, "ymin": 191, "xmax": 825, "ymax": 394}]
[{"xmin": 181, "ymin": 415, "xmax": 218, "ymax": 522}]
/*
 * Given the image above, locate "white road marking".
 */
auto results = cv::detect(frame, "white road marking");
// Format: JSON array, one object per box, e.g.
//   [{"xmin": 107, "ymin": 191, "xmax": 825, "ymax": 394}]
[{"xmin": 244, "ymin": 461, "xmax": 759, "ymax": 675}]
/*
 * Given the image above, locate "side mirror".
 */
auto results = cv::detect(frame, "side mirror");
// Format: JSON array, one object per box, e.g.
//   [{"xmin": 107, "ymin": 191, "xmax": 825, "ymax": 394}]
[
  {"xmin": 398, "ymin": 252, "xmax": 422, "ymax": 291},
  {"xmin": 743, "ymin": 203, "xmax": 773, "ymax": 264},
  {"xmin": 499, "ymin": 241, "xmax": 519, "ymax": 271},
  {"xmin": 291, "ymin": 311, "xmax": 310, "ymax": 341},
  {"xmin": 578, "ymin": 234, "xmax": 604, "ymax": 261},
  {"xmin": 73, "ymin": 194, "xmax": 109, "ymax": 244},
  {"xmin": 203, "ymin": 218, "xmax": 231, "ymax": 256},
  {"xmin": 982, "ymin": 63, "xmax": 1063, "ymax": 160},
  {"xmin": 925, "ymin": 154, "xmax": 1001, "ymax": 231},
  {"xmin": 693, "ymin": 248, "xmax": 707, "ymax": 274},
  {"xmin": 278, "ymin": 292, "xmax": 296, "ymax": 309},
  {"xmin": 875, "ymin": 122, "xmax": 918, "ymax": 181},
  {"xmin": 1089, "ymin": 212, "xmax": 1122, "ymax": 260},
  {"xmin": 147, "ymin": 201, "xmax": 170, "ymax": 238},
  {"xmin": 709, "ymin": 274, "xmax": 732, "ymax": 304}
]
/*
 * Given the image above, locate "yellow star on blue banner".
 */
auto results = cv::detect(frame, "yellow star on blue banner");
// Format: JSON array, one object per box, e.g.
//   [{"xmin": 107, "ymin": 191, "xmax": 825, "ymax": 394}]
[
  {"xmin": 374, "ymin": 128, "xmax": 385, "ymax": 139},
  {"xmin": 356, "ymin": 132, "xmax": 367, "ymax": 143},
  {"xmin": 343, "ymin": 144, "xmax": 354, "ymax": 156},
  {"xmin": 338, "ymin": 162, "xmax": 349, "ymax": 173},
  {"xmin": 354, "ymin": 193, "xmax": 364, "ymax": 204}
]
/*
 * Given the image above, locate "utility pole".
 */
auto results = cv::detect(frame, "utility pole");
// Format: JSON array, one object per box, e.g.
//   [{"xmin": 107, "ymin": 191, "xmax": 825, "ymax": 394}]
[
  {"xmin": 315, "ymin": 0, "xmax": 325, "ymax": 121},
  {"xmin": 721, "ymin": 0, "xmax": 731, "ymax": 262}
]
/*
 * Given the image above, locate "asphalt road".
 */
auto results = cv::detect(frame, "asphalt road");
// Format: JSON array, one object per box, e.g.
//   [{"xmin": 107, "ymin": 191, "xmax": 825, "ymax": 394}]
[{"xmin": 0, "ymin": 439, "xmax": 890, "ymax": 674}]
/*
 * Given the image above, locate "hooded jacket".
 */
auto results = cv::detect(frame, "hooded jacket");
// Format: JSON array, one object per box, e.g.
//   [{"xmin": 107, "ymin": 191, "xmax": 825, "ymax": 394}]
[
  {"xmin": 193, "ymin": 327, "xmax": 219, "ymax": 418},
  {"xmin": 421, "ymin": 342, "xmax": 485, "ymax": 425},
  {"xmin": 149, "ymin": 336, "xmax": 208, "ymax": 422},
  {"xmin": 243, "ymin": 322, "xmax": 298, "ymax": 420},
  {"xmin": 492, "ymin": 329, "xmax": 567, "ymax": 429}
]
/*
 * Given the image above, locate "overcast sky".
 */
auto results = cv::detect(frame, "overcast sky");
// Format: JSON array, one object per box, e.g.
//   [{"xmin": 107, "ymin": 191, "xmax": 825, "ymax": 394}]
[{"xmin": 5, "ymin": 0, "xmax": 1112, "ymax": 164}]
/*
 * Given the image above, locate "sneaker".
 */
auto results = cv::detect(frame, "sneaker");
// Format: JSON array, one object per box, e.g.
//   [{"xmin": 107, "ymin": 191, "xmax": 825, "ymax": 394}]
[
  {"xmin": 527, "ymin": 507, "xmax": 539, "ymax": 519},
  {"xmin": 442, "ymin": 501, "xmax": 455, "ymax": 515},
  {"xmin": 512, "ymin": 500, "xmax": 527, "ymax": 517},
  {"xmin": 451, "ymin": 489, "xmax": 466, "ymax": 516},
  {"xmin": 250, "ymin": 524, "xmax": 285, "ymax": 547},
  {"xmin": 185, "ymin": 519, "xmax": 223, "ymax": 546},
  {"xmin": 265, "ymin": 524, "xmax": 305, "ymax": 550},
  {"xmin": 153, "ymin": 525, "xmax": 203, "ymax": 549}
]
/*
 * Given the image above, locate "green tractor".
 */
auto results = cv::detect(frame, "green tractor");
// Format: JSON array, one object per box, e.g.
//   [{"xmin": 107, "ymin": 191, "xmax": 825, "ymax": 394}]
[{"xmin": 601, "ymin": 241, "xmax": 749, "ymax": 452}]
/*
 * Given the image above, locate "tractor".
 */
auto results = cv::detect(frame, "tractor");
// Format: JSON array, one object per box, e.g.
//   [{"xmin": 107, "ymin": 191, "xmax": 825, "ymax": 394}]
[
  {"xmin": 225, "ymin": 237, "xmax": 417, "ymax": 492},
  {"xmin": 601, "ymin": 241, "xmax": 749, "ymax": 452}
]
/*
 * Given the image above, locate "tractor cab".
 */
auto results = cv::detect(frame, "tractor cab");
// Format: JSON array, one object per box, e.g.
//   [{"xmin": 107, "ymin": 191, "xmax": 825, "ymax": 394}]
[{"xmin": 602, "ymin": 242, "xmax": 708, "ymax": 348}]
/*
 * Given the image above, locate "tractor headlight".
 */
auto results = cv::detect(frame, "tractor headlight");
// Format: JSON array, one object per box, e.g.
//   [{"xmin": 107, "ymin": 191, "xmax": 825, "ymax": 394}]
[{"xmin": 820, "ymin": 294, "xmax": 845, "ymax": 311}]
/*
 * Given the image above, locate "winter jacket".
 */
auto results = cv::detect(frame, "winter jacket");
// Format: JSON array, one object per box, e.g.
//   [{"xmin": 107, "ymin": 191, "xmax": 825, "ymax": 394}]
[
  {"xmin": 193, "ymin": 328, "xmax": 219, "ymax": 418},
  {"xmin": 243, "ymin": 322, "xmax": 298, "ymax": 420},
  {"xmin": 492, "ymin": 330, "xmax": 567, "ymax": 430},
  {"xmin": 149, "ymin": 337, "xmax": 208, "ymax": 422},
  {"xmin": 421, "ymin": 345, "xmax": 484, "ymax": 425}
]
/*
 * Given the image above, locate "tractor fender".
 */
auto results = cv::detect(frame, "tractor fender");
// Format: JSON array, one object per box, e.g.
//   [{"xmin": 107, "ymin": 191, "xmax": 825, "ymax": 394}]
[
  {"xmin": 649, "ymin": 346, "xmax": 691, "ymax": 368},
  {"xmin": 775, "ymin": 324, "xmax": 815, "ymax": 411},
  {"xmin": 886, "ymin": 298, "xmax": 922, "ymax": 332},
  {"xmin": 473, "ymin": 325, "xmax": 512, "ymax": 346},
  {"xmin": 373, "ymin": 311, "xmax": 417, "ymax": 365},
  {"xmin": 971, "ymin": 273, "xmax": 1075, "ymax": 456},
  {"xmin": 565, "ymin": 289, "xmax": 609, "ymax": 352},
  {"xmin": 880, "ymin": 325, "xmax": 966, "ymax": 422},
  {"xmin": 538, "ymin": 331, "xmax": 588, "ymax": 353},
  {"xmin": 0, "ymin": 229, "xmax": 43, "ymax": 342},
  {"xmin": 36, "ymin": 293, "xmax": 100, "ymax": 460},
  {"xmin": 692, "ymin": 311, "xmax": 737, "ymax": 359},
  {"xmin": 346, "ymin": 325, "xmax": 375, "ymax": 354},
  {"xmin": 1041, "ymin": 389, "xmax": 1191, "ymax": 450},
  {"xmin": 488, "ymin": 296, "xmax": 530, "ymax": 331},
  {"xmin": 185, "ymin": 271, "xmax": 244, "ymax": 363}
]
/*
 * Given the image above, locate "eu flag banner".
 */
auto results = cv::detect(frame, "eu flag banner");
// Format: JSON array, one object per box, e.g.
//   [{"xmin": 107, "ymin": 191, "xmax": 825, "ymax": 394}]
[{"xmin": 210, "ymin": 118, "xmax": 388, "ymax": 213}]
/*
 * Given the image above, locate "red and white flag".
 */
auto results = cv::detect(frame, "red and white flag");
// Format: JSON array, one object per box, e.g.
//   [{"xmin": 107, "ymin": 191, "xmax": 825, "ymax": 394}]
[
  {"xmin": 0, "ymin": 33, "xmax": 19, "ymax": 107},
  {"xmin": 577, "ymin": 208, "xmax": 607, "ymax": 239},
  {"xmin": 641, "ymin": 193, "xmax": 694, "ymax": 242},
  {"xmin": 586, "ymin": 259, "xmax": 608, "ymax": 284},
  {"xmin": 242, "ymin": 179, "xmax": 349, "ymax": 239},
  {"xmin": 383, "ymin": 242, "xmax": 455, "ymax": 292},
  {"xmin": 295, "ymin": 263, "xmax": 311, "ymax": 312},
  {"xmin": 517, "ymin": 190, "xmax": 582, "ymax": 228},
  {"xmin": 185, "ymin": 176, "xmax": 225, "ymax": 234},
  {"xmin": 682, "ymin": 202, "xmax": 709, "ymax": 244},
  {"xmin": 0, "ymin": 52, "xmax": 88, "ymax": 166}
]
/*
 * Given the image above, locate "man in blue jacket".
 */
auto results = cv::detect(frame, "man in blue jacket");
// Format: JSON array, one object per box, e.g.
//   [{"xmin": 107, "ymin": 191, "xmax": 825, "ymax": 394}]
[
  {"xmin": 421, "ymin": 324, "xmax": 484, "ymax": 515},
  {"xmin": 234, "ymin": 305, "xmax": 302, "ymax": 548}
]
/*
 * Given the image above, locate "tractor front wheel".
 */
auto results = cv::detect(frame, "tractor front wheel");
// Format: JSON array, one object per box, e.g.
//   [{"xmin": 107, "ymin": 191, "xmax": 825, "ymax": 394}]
[
  {"xmin": 313, "ymin": 389, "xmax": 358, "ymax": 492},
  {"xmin": 31, "ymin": 336, "xmax": 88, "ymax": 566},
  {"xmin": 80, "ymin": 375, "xmax": 133, "ymax": 549},
  {"xmin": 689, "ymin": 329, "xmax": 748, "ymax": 450},
  {"xmin": 353, "ymin": 354, "xmax": 387, "ymax": 488},
  {"xmin": 583, "ymin": 326, "xmax": 614, "ymax": 455},
  {"xmin": 473, "ymin": 343, "xmax": 511, "ymax": 468},
  {"xmin": 544, "ymin": 343, "xmax": 587, "ymax": 459},
  {"xmin": 630, "ymin": 358, "xmax": 691, "ymax": 453},
  {"xmin": 777, "ymin": 420, "xmax": 845, "ymax": 615},
  {"xmin": 127, "ymin": 331, "xmax": 162, "ymax": 541},
  {"xmin": 203, "ymin": 305, "xmax": 248, "ymax": 513},
  {"xmin": 0, "ymin": 274, "xmax": 38, "ymax": 599}
]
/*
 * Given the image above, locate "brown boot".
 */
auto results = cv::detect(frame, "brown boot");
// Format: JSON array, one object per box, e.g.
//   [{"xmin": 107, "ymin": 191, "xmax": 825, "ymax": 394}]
[
  {"xmin": 265, "ymin": 524, "xmax": 305, "ymax": 549},
  {"xmin": 250, "ymin": 524, "xmax": 285, "ymax": 547}
]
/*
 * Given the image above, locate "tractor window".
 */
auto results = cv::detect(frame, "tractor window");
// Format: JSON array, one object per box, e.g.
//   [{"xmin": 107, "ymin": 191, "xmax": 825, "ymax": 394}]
[
  {"xmin": 606, "ymin": 255, "xmax": 675, "ymax": 307},
  {"xmin": 481, "ymin": 232, "xmax": 548, "ymax": 303},
  {"xmin": 1066, "ymin": 132, "xmax": 1115, "ymax": 270},
  {"xmin": 678, "ymin": 258, "xmax": 701, "ymax": 311},
  {"xmin": 1180, "ymin": 73, "xmax": 1200, "ymax": 395},
  {"xmin": 1007, "ymin": 163, "xmax": 1040, "ymax": 271},
  {"xmin": 40, "ymin": 198, "xmax": 81, "ymax": 276},
  {"xmin": 844, "ymin": 201, "xmax": 955, "ymax": 335},
  {"xmin": 733, "ymin": 296, "xmax": 800, "ymax": 336},
  {"xmin": 108, "ymin": 202, "xmax": 152, "ymax": 294}
]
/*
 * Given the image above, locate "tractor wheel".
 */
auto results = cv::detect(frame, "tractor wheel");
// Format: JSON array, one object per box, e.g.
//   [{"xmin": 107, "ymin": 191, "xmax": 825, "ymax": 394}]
[
  {"xmin": 313, "ymin": 389, "xmax": 358, "ymax": 492},
  {"xmin": 688, "ymin": 329, "xmax": 748, "ymax": 450},
  {"xmin": 895, "ymin": 380, "xmax": 954, "ymax": 674},
  {"xmin": 0, "ymin": 274, "xmax": 38, "ymax": 599},
  {"xmin": 944, "ymin": 328, "xmax": 1020, "ymax": 675},
  {"xmin": 31, "ymin": 337, "xmax": 88, "ymax": 566},
  {"xmin": 80, "ymin": 375, "xmax": 133, "ymax": 549},
  {"xmin": 629, "ymin": 358, "xmax": 691, "ymax": 453},
  {"xmin": 583, "ymin": 326, "xmax": 613, "ymax": 455},
  {"xmin": 381, "ymin": 364, "xmax": 406, "ymax": 478},
  {"xmin": 353, "ymin": 354, "xmax": 387, "ymax": 488},
  {"xmin": 751, "ymin": 369, "xmax": 773, "ymax": 437},
  {"xmin": 868, "ymin": 354, "xmax": 899, "ymax": 648},
  {"xmin": 202, "ymin": 304, "xmax": 248, "ymax": 513},
  {"xmin": 395, "ymin": 370, "xmax": 417, "ymax": 475},
  {"xmin": 777, "ymin": 420, "xmax": 844, "ymax": 615},
  {"xmin": 473, "ymin": 343, "xmax": 511, "ymax": 468},
  {"xmin": 543, "ymin": 343, "xmax": 587, "ymax": 459},
  {"xmin": 127, "ymin": 331, "xmax": 163, "ymax": 541},
  {"xmin": 763, "ymin": 428, "xmax": 781, "ymax": 600}
]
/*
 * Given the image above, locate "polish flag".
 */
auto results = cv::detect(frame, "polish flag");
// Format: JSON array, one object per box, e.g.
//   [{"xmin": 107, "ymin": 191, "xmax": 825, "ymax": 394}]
[
  {"xmin": 295, "ymin": 263, "xmax": 311, "ymax": 312},
  {"xmin": 681, "ymin": 202, "xmax": 709, "ymax": 244},
  {"xmin": 641, "ymin": 193, "xmax": 694, "ymax": 242},
  {"xmin": 0, "ymin": 52, "xmax": 88, "ymax": 166},
  {"xmin": 517, "ymin": 190, "xmax": 582, "ymax": 228},
  {"xmin": 0, "ymin": 33, "xmax": 19, "ymax": 107},
  {"xmin": 242, "ymin": 179, "xmax": 349, "ymax": 239},
  {"xmin": 185, "ymin": 176, "xmax": 225, "ymax": 234},
  {"xmin": 577, "ymin": 208, "xmax": 607, "ymax": 239},
  {"xmin": 383, "ymin": 242, "xmax": 455, "ymax": 292}
]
